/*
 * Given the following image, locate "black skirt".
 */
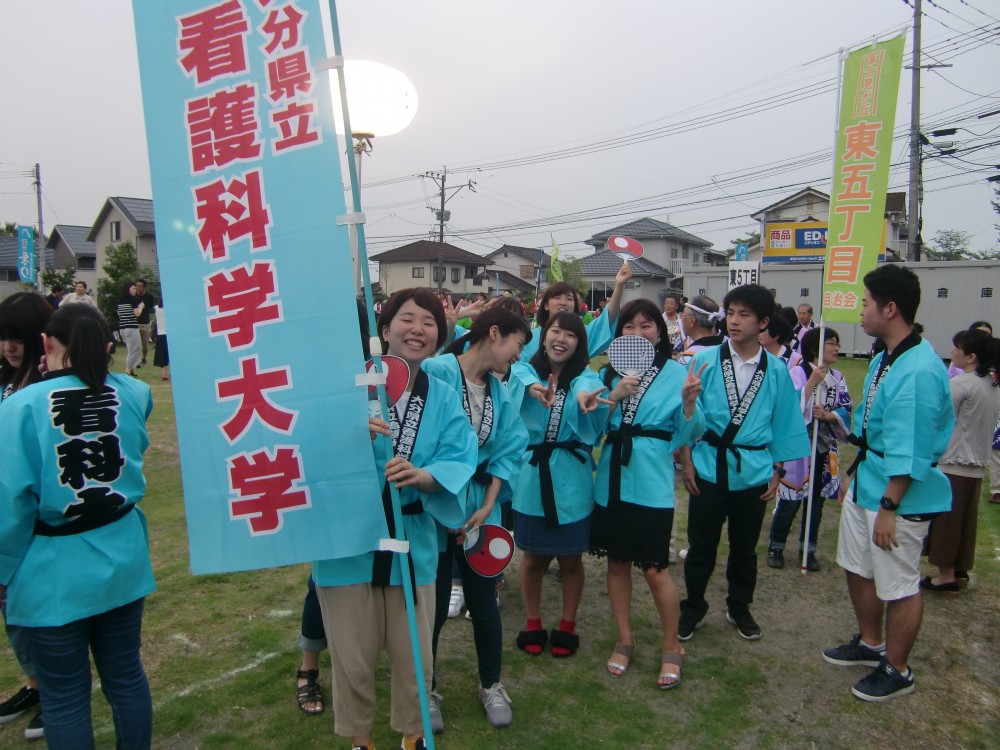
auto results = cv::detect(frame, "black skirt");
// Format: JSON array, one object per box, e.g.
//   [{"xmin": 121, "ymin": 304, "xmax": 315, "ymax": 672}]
[
  {"xmin": 153, "ymin": 335, "xmax": 169, "ymax": 367},
  {"xmin": 589, "ymin": 501, "xmax": 674, "ymax": 571}
]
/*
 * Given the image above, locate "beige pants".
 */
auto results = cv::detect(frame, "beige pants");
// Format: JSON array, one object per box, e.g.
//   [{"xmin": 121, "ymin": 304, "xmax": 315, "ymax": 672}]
[
  {"xmin": 316, "ymin": 582, "xmax": 434, "ymax": 738},
  {"xmin": 138, "ymin": 323, "xmax": 151, "ymax": 360}
]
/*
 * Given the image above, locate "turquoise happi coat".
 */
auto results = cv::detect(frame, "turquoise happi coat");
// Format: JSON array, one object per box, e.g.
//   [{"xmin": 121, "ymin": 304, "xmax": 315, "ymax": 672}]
[
  {"xmin": 312, "ymin": 369, "xmax": 477, "ymax": 587},
  {"xmin": 595, "ymin": 355, "xmax": 705, "ymax": 510}
]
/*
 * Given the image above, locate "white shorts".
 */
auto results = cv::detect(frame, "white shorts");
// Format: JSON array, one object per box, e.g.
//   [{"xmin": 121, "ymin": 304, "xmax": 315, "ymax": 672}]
[{"xmin": 835, "ymin": 493, "xmax": 930, "ymax": 601}]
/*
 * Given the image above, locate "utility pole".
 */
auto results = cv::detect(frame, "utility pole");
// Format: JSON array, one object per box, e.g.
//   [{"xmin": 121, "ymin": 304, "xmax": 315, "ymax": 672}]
[
  {"xmin": 907, "ymin": 0, "xmax": 922, "ymax": 262},
  {"xmin": 34, "ymin": 163, "xmax": 45, "ymax": 276},
  {"xmin": 423, "ymin": 167, "xmax": 475, "ymax": 289},
  {"xmin": 438, "ymin": 166, "xmax": 446, "ymax": 243}
]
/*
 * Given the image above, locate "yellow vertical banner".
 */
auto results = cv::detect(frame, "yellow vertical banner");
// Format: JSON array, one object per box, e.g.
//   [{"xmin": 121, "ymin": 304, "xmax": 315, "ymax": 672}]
[{"xmin": 822, "ymin": 35, "xmax": 905, "ymax": 323}]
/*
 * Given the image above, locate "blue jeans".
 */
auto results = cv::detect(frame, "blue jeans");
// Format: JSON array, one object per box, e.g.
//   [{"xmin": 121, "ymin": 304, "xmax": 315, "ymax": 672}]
[
  {"xmin": 24, "ymin": 598, "xmax": 152, "ymax": 750},
  {"xmin": 299, "ymin": 576, "xmax": 328, "ymax": 653}
]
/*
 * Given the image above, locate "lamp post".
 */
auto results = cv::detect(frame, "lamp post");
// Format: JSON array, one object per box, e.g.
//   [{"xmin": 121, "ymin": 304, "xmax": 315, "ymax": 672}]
[{"xmin": 333, "ymin": 60, "xmax": 418, "ymax": 294}]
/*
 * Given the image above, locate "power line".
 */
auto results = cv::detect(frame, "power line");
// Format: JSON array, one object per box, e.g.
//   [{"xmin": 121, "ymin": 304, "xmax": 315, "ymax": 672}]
[{"xmin": 955, "ymin": 0, "xmax": 1000, "ymax": 23}]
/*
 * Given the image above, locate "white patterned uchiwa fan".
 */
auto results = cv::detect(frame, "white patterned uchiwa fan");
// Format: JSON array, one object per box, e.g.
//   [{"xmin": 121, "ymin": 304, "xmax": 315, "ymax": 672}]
[{"xmin": 608, "ymin": 335, "xmax": 655, "ymax": 376}]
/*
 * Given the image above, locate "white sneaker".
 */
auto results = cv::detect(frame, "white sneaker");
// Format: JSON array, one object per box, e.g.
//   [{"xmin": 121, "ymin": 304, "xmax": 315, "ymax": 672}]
[
  {"xmin": 428, "ymin": 691, "xmax": 444, "ymax": 734},
  {"xmin": 679, "ymin": 547, "xmax": 689, "ymax": 560},
  {"xmin": 447, "ymin": 586, "xmax": 464, "ymax": 618},
  {"xmin": 478, "ymin": 682, "xmax": 513, "ymax": 728}
]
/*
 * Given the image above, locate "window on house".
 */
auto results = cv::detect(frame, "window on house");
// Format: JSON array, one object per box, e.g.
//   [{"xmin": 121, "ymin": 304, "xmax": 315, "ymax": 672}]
[
  {"xmin": 473, "ymin": 276, "xmax": 483, "ymax": 287},
  {"xmin": 78, "ymin": 257, "xmax": 96, "ymax": 271},
  {"xmin": 769, "ymin": 288, "xmax": 778, "ymax": 297},
  {"xmin": 682, "ymin": 248, "xmax": 689, "ymax": 260},
  {"xmin": 671, "ymin": 249, "xmax": 678, "ymax": 259},
  {"xmin": 412, "ymin": 267, "xmax": 424, "ymax": 278},
  {"xmin": 519, "ymin": 264, "xmax": 535, "ymax": 279},
  {"xmin": 692, "ymin": 252, "xmax": 700, "ymax": 266},
  {"xmin": 698, "ymin": 288, "xmax": 706, "ymax": 296},
  {"xmin": 464, "ymin": 266, "xmax": 476, "ymax": 279},
  {"xmin": 937, "ymin": 288, "xmax": 948, "ymax": 298},
  {"xmin": 625, "ymin": 281, "xmax": 639, "ymax": 290},
  {"xmin": 451, "ymin": 268, "xmax": 461, "ymax": 284},
  {"xmin": 800, "ymin": 288, "xmax": 809, "ymax": 297},
  {"xmin": 2, "ymin": 270, "xmax": 19, "ymax": 282},
  {"xmin": 110, "ymin": 221, "xmax": 121, "ymax": 242},
  {"xmin": 433, "ymin": 267, "xmax": 446, "ymax": 283},
  {"xmin": 983, "ymin": 288, "xmax": 994, "ymax": 299}
]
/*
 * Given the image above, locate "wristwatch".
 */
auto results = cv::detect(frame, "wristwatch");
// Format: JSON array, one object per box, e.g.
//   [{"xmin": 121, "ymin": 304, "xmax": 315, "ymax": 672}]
[
  {"xmin": 772, "ymin": 464, "xmax": 786, "ymax": 479},
  {"xmin": 879, "ymin": 496, "xmax": 899, "ymax": 511}
]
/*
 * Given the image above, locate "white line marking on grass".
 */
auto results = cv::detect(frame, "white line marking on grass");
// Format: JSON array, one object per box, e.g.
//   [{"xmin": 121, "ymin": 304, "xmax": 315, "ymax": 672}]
[
  {"xmin": 170, "ymin": 652, "xmax": 279, "ymax": 700},
  {"xmin": 267, "ymin": 609, "xmax": 295, "ymax": 618},
  {"xmin": 171, "ymin": 633, "xmax": 199, "ymax": 649}
]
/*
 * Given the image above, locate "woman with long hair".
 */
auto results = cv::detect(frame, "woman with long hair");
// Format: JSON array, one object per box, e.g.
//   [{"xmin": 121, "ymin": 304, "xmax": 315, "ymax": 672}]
[
  {"xmin": 509, "ymin": 312, "xmax": 610, "ymax": 658},
  {"xmin": 521, "ymin": 262, "xmax": 632, "ymax": 361},
  {"xmin": 422, "ymin": 308, "xmax": 532, "ymax": 729},
  {"xmin": 116, "ymin": 282, "xmax": 143, "ymax": 377},
  {"xmin": 0, "ymin": 304, "xmax": 155, "ymax": 748},
  {"xmin": 312, "ymin": 288, "xmax": 477, "ymax": 750},
  {"xmin": 591, "ymin": 299, "xmax": 705, "ymax": 689},
  {"xmin": 0, "ymin": 292, "xmax": 53, "ymax": 739},
  {"xmin": 922, "ymin": 328, "xmax": 1000, "ymax": 591},
  {"xmin": 1, "ymin": 292, "xmax": 52, "ymax": 397}
]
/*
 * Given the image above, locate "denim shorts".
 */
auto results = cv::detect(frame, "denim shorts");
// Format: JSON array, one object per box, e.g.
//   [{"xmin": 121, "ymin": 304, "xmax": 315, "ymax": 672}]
[{"xmin": 513, "ymin": 510, "xmax": 592, "ymax": 555}]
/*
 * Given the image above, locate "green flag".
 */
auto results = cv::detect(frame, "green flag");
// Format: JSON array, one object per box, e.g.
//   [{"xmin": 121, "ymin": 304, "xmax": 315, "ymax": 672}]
[
  {"xmin": 549, "ymin": 234, "xmax": 564, "ymax": 282},
  {"xmin": 822, "ymin": 35, "xmax": 905, "ymax": 323}
]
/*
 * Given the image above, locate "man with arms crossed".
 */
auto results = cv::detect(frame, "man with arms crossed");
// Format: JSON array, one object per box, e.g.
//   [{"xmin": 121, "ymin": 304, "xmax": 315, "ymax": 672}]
[{"xmin": 823, "ymin": 264, "xmax": 954, "ymax": 701}]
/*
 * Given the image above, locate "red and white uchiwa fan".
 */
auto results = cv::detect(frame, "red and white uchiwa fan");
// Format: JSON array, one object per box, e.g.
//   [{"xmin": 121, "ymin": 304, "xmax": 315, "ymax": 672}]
[{"xmin": 463, "ymin": 524, "xmax": 514, "ymax": 577}]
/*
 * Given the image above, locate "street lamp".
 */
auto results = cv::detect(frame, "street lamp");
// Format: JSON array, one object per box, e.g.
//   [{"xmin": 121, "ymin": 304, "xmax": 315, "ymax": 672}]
[{"xmin": 332, "ymin": 61, "xmax": 418, "ymax": 293}]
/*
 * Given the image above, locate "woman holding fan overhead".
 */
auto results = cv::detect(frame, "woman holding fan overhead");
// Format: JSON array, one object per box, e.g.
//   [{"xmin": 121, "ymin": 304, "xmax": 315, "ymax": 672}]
[
  {"xmin": 312, "ymin": 288, "xmax": 476, "ymax": 750},
  {"xmin": 423, "ymin": 307, "xmax": 532, "ymax": 730},
  {"xmin": 509, "ymin": 312, "xmax": 611, "ymax": 658},
  {"xmin": 521, "ymin": 262, "xmax": 632, "ymax": 361},
  {"xmin": 591, "ymin": 299, "xmax": 706, "ymax": 689}
]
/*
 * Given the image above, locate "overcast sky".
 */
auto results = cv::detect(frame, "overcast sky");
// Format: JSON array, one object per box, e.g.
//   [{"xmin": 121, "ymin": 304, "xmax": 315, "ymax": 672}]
[{"xmin": 2, "ymin": 0, "xmax": 998, "ymax": 258}]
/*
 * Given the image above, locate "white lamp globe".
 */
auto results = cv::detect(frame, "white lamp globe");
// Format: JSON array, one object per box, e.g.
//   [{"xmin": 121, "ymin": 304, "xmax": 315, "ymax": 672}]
[{"xmin": 332, "ymin": 60, "xmax": 418, "ymax": 138}]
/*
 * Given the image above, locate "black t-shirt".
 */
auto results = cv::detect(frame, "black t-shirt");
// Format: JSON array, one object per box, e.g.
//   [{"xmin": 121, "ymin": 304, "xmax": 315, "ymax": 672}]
[{"xmin": 135, "ymin": 293, "xmax": 155, "ymax": 324}]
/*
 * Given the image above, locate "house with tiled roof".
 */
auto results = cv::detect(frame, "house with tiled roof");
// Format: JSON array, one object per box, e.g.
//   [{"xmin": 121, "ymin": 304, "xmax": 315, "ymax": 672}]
[
  {"xmin": 46, "ymin": 225, "xmax": 98, "ymax": 289},
  {"xmin": 86, "ymin": 197, "xmax": 158, "ymax": 273},
  {"xmin": 578, "ymin": 249, "xmax": 674, "ymax": 306},
  {"xmin": 372, "ymin": 240, "xmax": 490, "ymax": 297},
  {"xmin": 584, "ymin": 217, "xmax": 723, "ymax": 278},
  {"xmin": 484, "ymin": 244, "xmax": 550, "ymax": 289}
]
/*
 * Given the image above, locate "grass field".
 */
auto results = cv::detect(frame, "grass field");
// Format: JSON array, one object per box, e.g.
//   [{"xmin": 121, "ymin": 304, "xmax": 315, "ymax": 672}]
[{"xmin": 1, "ymin": 357, "xmax": 999, "ymax": 749}]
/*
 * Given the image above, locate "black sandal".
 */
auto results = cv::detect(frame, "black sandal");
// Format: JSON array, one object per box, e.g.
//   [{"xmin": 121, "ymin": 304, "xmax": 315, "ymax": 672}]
[
  {"xmin": 296, "ymin": 669, "xmax": 324, "ymax": 715},
  {"xmin": 549, "ymin": 629, "xmax": 579, "ymax": 657},
  {"xmin": 516, "ymin": 629, "xmax": 548, "ymax": 655}
]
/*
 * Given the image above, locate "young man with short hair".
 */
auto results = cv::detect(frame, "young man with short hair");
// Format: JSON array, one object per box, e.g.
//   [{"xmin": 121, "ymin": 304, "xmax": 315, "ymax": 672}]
[
  {"xmin": 679, "ymin": 285, "xmax": 810, "ymax": 640},
  {"xmin": 134, "ymin": 279, "xmax": 156, "ymax": 366},
  {"xmin": 823, "ymin": 264, "xmax": 954, "ymax": 702}
]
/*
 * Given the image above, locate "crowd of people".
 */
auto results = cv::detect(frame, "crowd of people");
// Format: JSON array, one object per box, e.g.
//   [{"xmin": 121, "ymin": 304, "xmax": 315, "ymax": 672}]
[{"xmin": 1, "ymin": 261, "xmax": 999, "ymax": 749}]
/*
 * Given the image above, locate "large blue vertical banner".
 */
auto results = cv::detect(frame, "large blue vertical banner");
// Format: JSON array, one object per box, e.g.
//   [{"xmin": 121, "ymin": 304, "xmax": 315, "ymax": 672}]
[
  {"xmin": 17, "ymin": 225, "xmax": 34, "ymax": 284},
  {"xmin": 132, "ymin": 0, "xmax": 385, "ymax": 573}
]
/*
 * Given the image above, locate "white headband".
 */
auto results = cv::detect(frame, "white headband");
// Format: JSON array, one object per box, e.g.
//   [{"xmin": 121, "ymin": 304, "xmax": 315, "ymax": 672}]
[{"xmin": 685, "ymin": 302, "xmax": 725, "ymax": 322}]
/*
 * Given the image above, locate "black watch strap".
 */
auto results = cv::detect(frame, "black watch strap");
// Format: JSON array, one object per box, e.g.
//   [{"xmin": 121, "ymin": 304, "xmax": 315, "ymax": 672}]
[{"xmin": 879, "ymin": 496, "xmax": 899, "ymax": 511}]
